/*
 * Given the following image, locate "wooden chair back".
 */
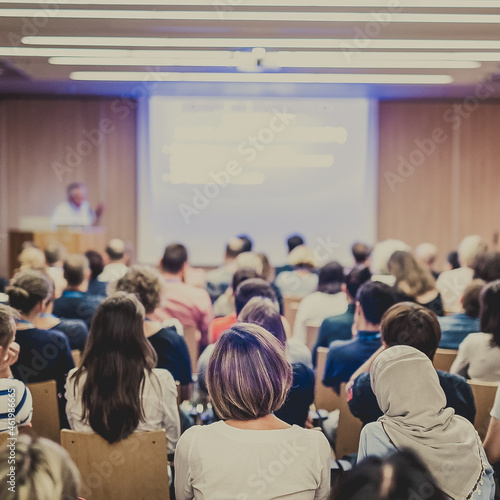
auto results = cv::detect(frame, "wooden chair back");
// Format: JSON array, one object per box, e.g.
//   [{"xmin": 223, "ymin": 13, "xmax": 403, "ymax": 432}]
[
  {"xmin": 468, "ymin": 379, "xmax": 499, "ymax": 441},
  {"xmin": 305, "ymin": 322, "xmax": 320, "ymax": 351},
  {"xmin": 61, "ymin": 429, "xmax": 169, "ymax": 500},
  {"xmin": 183, "ymin": 326, "xmax": 200, "ymax": 374},
  {"xmin": 26, "ymin": 380, "xmax": 60, "ymax": 443},
  {"xmin": 314, "ymin": 348, "xmax": 341, "ymax": 412},
  {"xmin": 0, "ymin": 432, "xmax": 8, "ymax": 448},
  {"xmin": 72, "ymin": 349, "xmax": 82, "ymax": 367},
  {"xmin": 432, "ymin": 348, "xmax": 458, "ymax": 372},
  {"xmin": 335, "ymin": 383, "xmax": 363, "ymax": 460},
  {"xmin": 283, "ymin": 296, "xmax": 302, "ymax": 332}
]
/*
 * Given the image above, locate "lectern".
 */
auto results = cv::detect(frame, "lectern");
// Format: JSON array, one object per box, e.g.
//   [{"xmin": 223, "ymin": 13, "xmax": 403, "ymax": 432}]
[{"xmin": 8, "ymin": 227, "xmax": 106, "ymax": 277}]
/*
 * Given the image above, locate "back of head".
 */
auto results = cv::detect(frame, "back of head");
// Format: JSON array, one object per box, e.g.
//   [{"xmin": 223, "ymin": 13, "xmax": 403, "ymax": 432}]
[
  {"xmin": 105, "ymin": 238, "xmax": 126, "ymax": 261},
  {"xmin": 288, "ymin": 245, "xmax": 318, "ymax": 270},
  {"xmin": 458, "ymin": 235, "xmax": 487, "ymax": 268},
  {"xmin": 207, "ymin": 323, "xmax": 292, "ymax": 421},
  {"xmin": 381, "ymin": 302, "xmax": 441, "ymax": 360},
  {"xmin": 63, "ymin": 254, "xmax": 90, "ymax": 287},
  {"xmin": 472, "ymin": 252, "xmax": 500, "ymax": 283},
  {"xmin": 415, "ymin": 242, "xmax": 438, "ymax": 267},
  {"xmin": 370, "ymin": 240, "xmax": 411, "ymax": 275},
  {"xmin": 238, "ymin": 296, "xmax": 287, "ymax": 345},
  {"xmin": 480, "ymin": 280, "xmax": 500, "ymax": 348},
  {"xmin": 0, "ymin": 435, "xmax": 81, "ymax": 500},
  {"xmin": 114, "ymin": 265, "xmax": 163, "ymax": 314},
  {"xmin": 85, "ymin": 250, "xmax": 105, "ymax": 280},
  {"xmin": 462, "ymin": 279, "xmax": 485, "ymax": 318},
  {"xmin": 351, "ymin": 242, "xmax": 372, "ymax": 264},
  {"xmin": 6, "ymin": 270, "xmax": 52, "ymax": 314},
  {"xmin": 0, "ymin": 304, "xmax": 16, "ymax": 350},
  {"xmin": 357, "ymin": 281, "xmax": 396, "ymax": 326},
  {"xmin": 317, "ymin": 261, "xmax": 344, "ymax": 294},
  {"xmin": 235, "ymin": 252, "xmax": 264, "ymax": 275},
  {"xmin": 44, "ymin": 243, "xmax": 66, "ymax": 266},
  {"xmin": 334, "ymin": 451, "xmax": 447, "ymax": 500},
  {"xmin": 345, "ymin": 266, "xmax": 372, "ymax": 299},
  {"xmin": 237, "ymin": 235, "xmax": 253, "ymax": 252},
  {"xmin": 234, "ymin": 278, "xmax": 277, "ymax": 315},
  {"xmin": 447, "ymin": 250, "xmax": 460, "ymax": 270},
  {"xmin": 225, "ymin": 237, "xmax": 245, "ymax": 259},
  {"xmin": 388, "ymin": 251, "xmax": 435, "ymax": 297},
  {"xmin": 160, "ymin": 243, "xmax": 188, "ymax": 274},
  {"xmin": 231, "ymin": 267, "xmax": 260, "ymax": 292},
  {"xmin": 17, "ymin": 246, "xmax": 46, "ymax": 273},
  {"xmin": 287, "ymin": 234, "xmax": 305, "ymax": 253}
]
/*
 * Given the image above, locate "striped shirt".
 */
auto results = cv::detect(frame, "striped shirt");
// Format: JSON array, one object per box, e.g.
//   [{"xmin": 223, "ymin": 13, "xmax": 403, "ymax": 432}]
[{"xmin": 0, "ymin": 378, "xmax": 33, "ymax": 434}]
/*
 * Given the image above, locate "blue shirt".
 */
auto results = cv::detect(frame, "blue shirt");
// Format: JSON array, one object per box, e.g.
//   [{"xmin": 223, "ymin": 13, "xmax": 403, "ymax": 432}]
[
  {"xmin": 438, "ymin": 312, "xmax": 480, "ymax": 350},
  {"xmin": 322, "ymin": 330, "xmax": 382, "ymax": 394},
  {"xmin": 53, "ymin": 290, "xmax": 104, "ymax": 329}
]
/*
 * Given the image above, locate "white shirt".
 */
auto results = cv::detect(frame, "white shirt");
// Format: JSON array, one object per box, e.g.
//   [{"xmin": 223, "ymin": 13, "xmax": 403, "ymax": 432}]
[
  {"xmin": 65, "ymin": 367, "xmax": 180, "ymax": 454},
  {"xmin": 174, "ymin": 421, "xmax": 331, "ymax": 500},
  {"xmin": 98, "ymin": 263, "xmax": 128, "ymax": 283},
  {"xmin": 0, "ymin": 378, "xmax": 33, "ymax": 434},
  {"xmin": 51, "ymin": 200, "xmax": 94, "ymax": 228},
  {"xmin": 436, "ymin": 267, "xmax": 474, "ymax": 314},
  {"xmin": 292, "ymin": 291, "xmax": 348, "ymax": 344}
]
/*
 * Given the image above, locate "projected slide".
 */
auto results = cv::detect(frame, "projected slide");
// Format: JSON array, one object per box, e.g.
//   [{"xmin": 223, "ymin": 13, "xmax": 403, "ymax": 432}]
[{"xmin": 138, "ymin": 97, "xmax": 377, "ymax": 267}]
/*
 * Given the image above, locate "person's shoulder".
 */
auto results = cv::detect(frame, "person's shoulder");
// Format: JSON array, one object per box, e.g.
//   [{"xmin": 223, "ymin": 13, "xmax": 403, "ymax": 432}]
[
  {"xmin": 352, "ymin": 371, "xmax": 371, "ymax": 388},
  {"xmin": 0, "ymin": 377, "xmax": 28, "ymax": 392},
  {"xmin": 151, "ymin": 368, "xmax": 176, "ymax": 384},
  {"xmin": 328, "ymin": 338, "xmax": 355, "ymax": 353}
]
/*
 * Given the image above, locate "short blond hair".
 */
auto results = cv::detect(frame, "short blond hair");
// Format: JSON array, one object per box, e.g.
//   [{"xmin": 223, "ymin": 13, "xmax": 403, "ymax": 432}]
[{"xmin": 207, "ymin": 323, "xmax": 292, "ymax": 421}]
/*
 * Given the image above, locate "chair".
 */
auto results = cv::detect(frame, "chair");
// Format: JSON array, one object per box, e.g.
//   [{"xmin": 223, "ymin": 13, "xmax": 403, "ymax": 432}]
[
  {"xmin": 432, "ymin": 348, "xmax": 458, "ymax": 372},
  {"xmin": 26, "ymin": 380, "xmax": 61, "ymax": 443},
  {"xmin": 335, "ymin": 383, "xmax": 363, "ymax": 460},
  {"xmin": 468, "ymin": 379, "xmax": 499, "ymax": 441},
  {"xmin": 305, "ymin": 322, "xmax": 321, "ymax": 351},
  {"xmin": 283, "ymin": 296, "xmax": 302, "ymax": 332},
  {"xmin": 0, "ymin": 432, "xmax": 9, "ymax": 448},
  {"xmin": 72, "ymin": 349, "xmax": 82, "ymax": 367},
  {"xmin": 183, "ymin": 325, "xmax": 200, "ymax": 374},
  {"xmin": 61, "ymin": 429, "xmax": 170, "ymax": 500},
  {"xmin": 314, "ymin": 347, "xmax": 341, "ymax": 412}
]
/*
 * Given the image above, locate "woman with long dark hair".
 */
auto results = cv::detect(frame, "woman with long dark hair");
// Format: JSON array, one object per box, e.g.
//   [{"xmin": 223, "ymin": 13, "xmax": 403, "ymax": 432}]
[{"xmin": 65, "ymin": 293, "xmax": 180, "ymax": 453}]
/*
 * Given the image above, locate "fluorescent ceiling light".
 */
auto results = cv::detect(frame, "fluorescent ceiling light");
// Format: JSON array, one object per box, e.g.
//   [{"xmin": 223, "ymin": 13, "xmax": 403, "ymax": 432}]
[
  {"xmin": 22, "ymin": 37, "xmax": 500, "ymax": 50},
  {"xmin": 49, "ymin": 56, "xmax": 480, "ymax": 69},
  {"xmin": 70, "ymin": 71, "xmax": 453, "ymax": 84},
  {"xmin": 5, "ymin": 9, "xmax": 500, "ymax": 22}
]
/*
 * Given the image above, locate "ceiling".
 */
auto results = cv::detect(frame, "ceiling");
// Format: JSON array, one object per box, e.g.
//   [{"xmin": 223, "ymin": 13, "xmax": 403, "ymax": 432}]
[{"xmin": 1, "ymin": 1, "xmax": 500, "ymax": 99}]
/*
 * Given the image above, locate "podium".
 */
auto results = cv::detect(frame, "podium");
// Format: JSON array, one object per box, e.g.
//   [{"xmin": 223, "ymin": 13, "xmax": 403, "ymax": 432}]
[{"xmin": 8, "ymin": 227, "xmax": 106, "ymax": 277}]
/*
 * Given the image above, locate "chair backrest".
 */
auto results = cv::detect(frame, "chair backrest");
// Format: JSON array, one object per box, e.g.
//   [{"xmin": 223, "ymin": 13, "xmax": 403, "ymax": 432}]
[
  {"xmin": 0, "ymin": 432, "xmax": 8, "ymax": 449},
  {"xmin": 183, "ymin": 325, "xmax": 200, "ymax": 375},
  {"xmin": 468, "ymin": 379, "xmax": 499, "ymax": 441},
  {"xmin": 305, "ymin": 322, "xmax": 320, "ymax": 351},
  {"xmin": 61, "ymin": 429, "xmax": 170, "ymax": 500},
  {"xmin": 283, "ymin": 296, "xmax": 302, "ymax": 332},
  {"xmin": 335, "ymin": 383, "xmax": 363, "ymax": 460},
  {"xmin": 72, "ymin": 349, "xmax": 82, "ymax": 367},
  {"xmin": 314, "ymin": 348, "xmax": 341, "ymax": 412},
  {"xmin": 432, "ymin": 348, "xmax": 458, "ymax": 372},
  {"xmin": 26, "ymin": 380, "xmax": 61, "ymax": 443}
]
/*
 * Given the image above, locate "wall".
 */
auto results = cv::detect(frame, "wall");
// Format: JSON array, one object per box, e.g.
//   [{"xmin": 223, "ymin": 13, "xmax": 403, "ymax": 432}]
[
  {"xmin": 0, "ymin": 96, "xmax": 137, "ymax": 277},
  {"xmin": 378, "ymin": 100, "xmax": 500, "ymax": 265}
]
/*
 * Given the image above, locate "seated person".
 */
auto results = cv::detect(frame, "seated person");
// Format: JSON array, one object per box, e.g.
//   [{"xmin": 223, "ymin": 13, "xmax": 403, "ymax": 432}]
[
  {"xmin": 84, "ymin": 249, "xmax": 107, "ymax": 297},
  {"xmin": 174, "ymin": 323, "xmax": 331, "ymax": 500},
  {"xmin": 438, "ymin": 279, "xmax": 484, "ymax": 349},
  {"xmin": 53, "ymin": 254, "xmax": 104, "ymax": 329},
  {"xmin": 450, "ymin": 280, "xmax": 500, "ymax": 381},
  {"xmin": 484, "ymin": 384, "xmax": 500, "ymax": 471},
  {"xmin": 44, "ymin": 243, "xmax": 67, "ymax": 298},
  {"xmin": 292, "ymin": 261, "xmax": 348, "ymax": 344},
  {"xmin": 348, "ymin": 302, "xmax": 476, "ymax": 426},
  {"xmin": 358, "ymin": 345, "xmax": 495, "ymax": 500},
  {"xmin": 322, "ymin": 281, "xmax": 396, "ymax": 394},
  {"xmin": 351, "ymin": 242, "xmax": 371, "ymax": 269},
  {"xmin": 473, "ymin": 251, "xmax": 500, "ymax": 283},
  {"xmin": 312, "ymin": 266, "xmax": 372, "ymax": 367},
  {"xmin": 159, "ymin": 243, "xmax": 213, "ymax": 349},
  {"xmin": 65, "ymin": 293, "xmax": 180, "ymax": 454},
  {"xmin": 0, "ymin": 304, "xmax": 33, "ymax": 434},
  {"xmin": 275, "ymin": 234, "xmax": 305, "ymax": 276},
  {"xmin": 415, "ymin": 242, "xmax": 440, "ymax": 280},
  {"xmin": 114, "ymin": 265, "xmax": 192, "ymax": 402},
  {"xmin": 98, "ymin": 238, "xmax": 129, "ymax": 283}
]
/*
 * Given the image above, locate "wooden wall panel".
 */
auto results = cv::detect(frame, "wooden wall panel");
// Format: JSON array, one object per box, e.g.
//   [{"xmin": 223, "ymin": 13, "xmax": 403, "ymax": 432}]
[{"xmin": 0, "ymin": 97, "xmax": 137, "ymax": 278}]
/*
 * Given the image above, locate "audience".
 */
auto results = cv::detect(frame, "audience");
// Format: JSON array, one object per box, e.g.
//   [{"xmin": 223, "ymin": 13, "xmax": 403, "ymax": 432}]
[
  {"xmin": 275, "ymin": 234, "xmax": 305, "ymax": 276},
  {"xmin": 450, "ymin": 280, "xmax": 500, "ymax": 381},
  {"xmin": 98, "ymin": 238, "xmax": 129, "ymax": 283},
  {"xmin": 159, "ymin": 243, "xmax": 213, "ymax": 349},
  {"xmin": 53, "ymin": 254, "xmax": 104, "ymax": 328},
  {"xmin": 237, "ymin": 234, "xmax": 253, "ymax": 252},
  {"xmin": 369, "ymin": 239, "xmax": 410, "ymax": 284},
  {"xmin": 414, "ymin": 241, "xmax": 440, "ymax": 279},
  {"xmin": 436, "ymin": 234, "xmax": 487, "ymax": 314},
  {"xmin": 473, "ymin": 251, "xmax": 500, "ymax": 283},
  {"xmin": 0, "ymin": 435, "xmax": 82, "ymax": 500},
  {"xmin": 44, "ymin": 243, "xmax": 67, "ymax": 298},
  {"xmin": 175, "ymin": 323, "xmax": 331, "ymax": 500},
  {"xmin": 114, "ymin": 265, "xmax": 192, "ymax": 401},
  {"xmin": 293, "ymin": 261, "xmax": 348, "ymax": 344},
  {"xmin": 0, "ymin": 304, "xmax": 33, "ymax": 434},
  {"xmin": 84, "ymin": 249, "xmax": 107, "ymax": 296},
  {"xmin": 65, "ymin": 293, "xmax": 180, "ymax": 454},
  {"xmin": 438, "ymin": 279, "xmax": 484, "ymax": 349},
  {"xmin": 239, "ymin": 297, "xmax": 314, "ymax": 427},
  {"xmin": 484, "ymin": 384, "xmax": 500, "ymax": 469},
  {"xmin": 16, "ymin": 245, "xmax": 47, "ymax": 274},
  {"xmin": 358, "ymin": 345, "xmax": 495, "ymax": 500},
  {"xmin": 312, "ymin": 266, "xmax": 372, "ymax": 366},
  {"xmin": 387, "ymin": 250, "xmax": 444, "ymax": 315},
  {"xmin": 446, "ymin": 249, "xmax": 461, "ymax": 271},
  {"xmin": 348, "ymin": 302, "xmax": 475, "ymax": 426},
  {"xmin": 323, "ymin": 281, "xmax": 396, "ymax": 394},
  {"xmin": 351, "ymin": 241, "xmax": 371, "ymax": 268}
]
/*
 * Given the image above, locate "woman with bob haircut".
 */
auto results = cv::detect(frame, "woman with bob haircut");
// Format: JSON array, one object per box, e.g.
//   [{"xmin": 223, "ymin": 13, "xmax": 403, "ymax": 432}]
[
  {"xmin": 65, "ymin": 292, "xmax": 180, "ymax": 454},
  {"xmin": 175, "ymin": 323, "xmax": 331, "ymax": 500},
  {"xmin": 451, "ymin": 280, "xmax": 500, "ymax": 381}
]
